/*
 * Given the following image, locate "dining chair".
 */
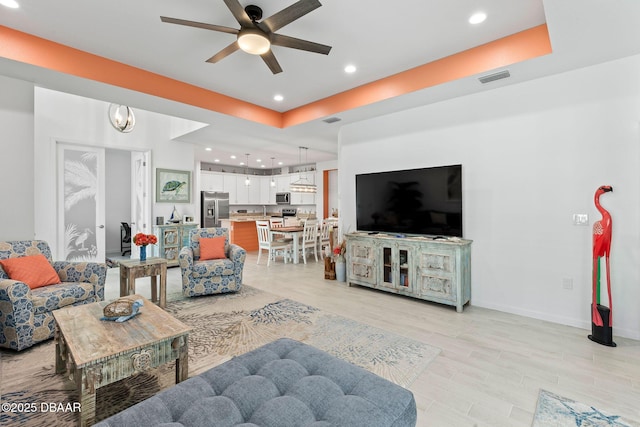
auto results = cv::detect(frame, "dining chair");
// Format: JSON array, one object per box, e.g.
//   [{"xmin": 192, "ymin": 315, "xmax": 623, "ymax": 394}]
[
  {"xmin": 318, "ymin": 220, "xmax": 332, "ymax": 259},
  {"xmin": 256, "ymin": 220, "xmax": 292, "ymax": 266},
  {"xmin": 299, "ymin": 218, "xmax": 319, "ymax": 264},
  {"xmin": 269, "ymin": 217, "xmax": 293, "ymax": 244}
]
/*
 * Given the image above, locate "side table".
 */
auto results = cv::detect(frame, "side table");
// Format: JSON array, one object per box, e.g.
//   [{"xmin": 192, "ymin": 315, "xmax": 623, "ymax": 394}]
[{"xmin": 119, "ymin": 257, "xmax": 168, "ymax": 308}]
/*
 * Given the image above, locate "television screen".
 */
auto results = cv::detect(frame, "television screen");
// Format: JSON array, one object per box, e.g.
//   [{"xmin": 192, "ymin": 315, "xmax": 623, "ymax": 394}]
[{"xmin": 355, "ymin": 165, "xmax": 462, "ymax": 237}]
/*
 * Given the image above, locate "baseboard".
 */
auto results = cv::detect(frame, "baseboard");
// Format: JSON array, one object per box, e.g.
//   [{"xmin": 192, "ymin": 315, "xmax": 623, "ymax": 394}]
[{"xmin": 472, "ymin": 299, "xmax": 640, "ymax": 341}]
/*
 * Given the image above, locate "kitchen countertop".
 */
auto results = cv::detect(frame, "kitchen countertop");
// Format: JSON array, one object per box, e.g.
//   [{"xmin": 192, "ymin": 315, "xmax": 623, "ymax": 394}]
[
  {"xmin": 226, "ymin": 216, "xmax": 273, "ymax": 222},
  {"xmin": 227, "ymin": 215, "xmax": 316, "ymax": 222}
]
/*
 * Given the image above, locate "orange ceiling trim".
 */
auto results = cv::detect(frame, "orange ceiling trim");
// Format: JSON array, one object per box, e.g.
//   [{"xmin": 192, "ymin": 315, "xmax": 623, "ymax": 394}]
[
  {"xmin": 0, "ymin": 25, "xmax": 282, "ymax": 128},
  {"xmin": 0, "ymin": 24, "xmax": 550, "ymax": 129},
  {"xmin": 282, "ymin": 24, "xmax": 551, "ymax": 128}
]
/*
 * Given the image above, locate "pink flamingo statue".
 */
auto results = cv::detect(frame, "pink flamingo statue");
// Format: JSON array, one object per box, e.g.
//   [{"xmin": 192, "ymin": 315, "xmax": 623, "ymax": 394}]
[{"xmin": 589, "ymin": 185, "xmax": 616, "ymax": 346}]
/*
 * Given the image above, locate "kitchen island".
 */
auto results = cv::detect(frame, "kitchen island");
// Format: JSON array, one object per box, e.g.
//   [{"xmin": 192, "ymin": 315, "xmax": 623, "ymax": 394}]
[
  {"xmin": 221, "ymin": 217, "xmax": 269, "ymax": 251},
  {"xmin": 221, "ymin": 214, "xmax": 311, "ymax": 252}
]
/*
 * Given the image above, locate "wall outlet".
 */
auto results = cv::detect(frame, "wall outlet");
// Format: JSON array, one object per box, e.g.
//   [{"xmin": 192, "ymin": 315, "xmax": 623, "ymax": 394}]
[
  {"xmin": 562, "ymin": 278, "xmax": 573, "ymax": 290},
  {"xmin": 572, "ymin": 214, "xmax": 589, "ymax": 226}
]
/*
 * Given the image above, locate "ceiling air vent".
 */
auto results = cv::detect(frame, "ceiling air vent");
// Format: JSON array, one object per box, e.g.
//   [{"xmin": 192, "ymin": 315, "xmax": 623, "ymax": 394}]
[
  {"xmin": 478, "ymin": 70, "xmax": 510, "ymax": 84},
  {"xmin": 322, "ymin": 117, "xmax": 342, "ymax": 124}
]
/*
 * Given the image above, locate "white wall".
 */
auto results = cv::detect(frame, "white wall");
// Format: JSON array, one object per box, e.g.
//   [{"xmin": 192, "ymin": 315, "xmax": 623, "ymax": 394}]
[
  {"xmin": 33, "ymin": 88, "xmax": 197, "ymax": 258},
  {"xmin": 0, "ymin": 76, "xmax": 34, "ymax": 240},
  {"xmin": 339, "ymin": 54, "xmax": 640, "ymax": 339}
]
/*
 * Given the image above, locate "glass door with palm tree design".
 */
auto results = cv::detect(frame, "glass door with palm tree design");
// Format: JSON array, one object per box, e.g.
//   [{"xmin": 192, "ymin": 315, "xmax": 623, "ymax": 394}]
[{"xmin": 57, "ymin": 144, "xmax": 106, "ymax": 262}]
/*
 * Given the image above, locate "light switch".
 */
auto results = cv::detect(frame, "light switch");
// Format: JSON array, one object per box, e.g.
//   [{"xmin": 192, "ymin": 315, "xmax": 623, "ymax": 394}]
[{"xmin": 573, "ymin": 214, "xmax": 589, "ymax": 226}]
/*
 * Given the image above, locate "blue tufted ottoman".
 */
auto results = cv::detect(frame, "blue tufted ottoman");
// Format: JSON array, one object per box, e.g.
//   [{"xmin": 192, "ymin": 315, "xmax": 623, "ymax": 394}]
[{"xmin": 94, "ymin": 338, "xmax": 417, "ymax": 427}]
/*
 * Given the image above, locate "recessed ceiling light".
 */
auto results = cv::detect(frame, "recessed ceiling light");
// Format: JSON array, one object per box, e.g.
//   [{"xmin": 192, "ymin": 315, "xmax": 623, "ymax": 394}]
[
  {"xmin": 261, "ymin": 165, "xmax": 266, "ymax": 168},
  {"xmin": 256, "ymin": 159, "xmax": 262, "ymax": 163},
  {"xmin": 469, "ymin": 12, "xmax": 487, "ymax": 24},
  {"xmin": 214, "ymin": 159, "xmax": 220, "ymax": 162},
  {"xmin": 0, "ymin": 0, "xmax": 19, "ymax": 9},
  {"xmin": 205, "ymin": 147, "xmax": 212, "ymax": 151},
  {"xmin": 230, "ymin": 155, "xmax": 236, "ymax": 159},
  {"xmin": 274, "ymin": 94, "xmax": 284, "ymax": 102},
  {"xmin": 344, "ymin": 64, "xmax": 357, "ymax": 74},
  {"xmin": 278, "ymin": 162, "xmax": 283, "ymax": 165},
  {"xmin": 240, "ymin": 162, "xmax": 245, "ymax": 166}
]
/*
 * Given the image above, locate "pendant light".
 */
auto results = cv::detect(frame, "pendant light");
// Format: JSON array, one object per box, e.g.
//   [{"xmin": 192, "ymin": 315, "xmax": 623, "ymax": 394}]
[
  {"xmin": 244, "ymin": 154, "xmax": 251, "ymax": 186},
  {"xmin": 290, "ymin": 147, "xmax": 317, "ymax": 193},
  {"xmin": 270, "ymin": 157, "xmax": 276, "ymax": 187},
  {"xmin": 108, "ymin": 104, "xmax": 136, "ymax": 133}
]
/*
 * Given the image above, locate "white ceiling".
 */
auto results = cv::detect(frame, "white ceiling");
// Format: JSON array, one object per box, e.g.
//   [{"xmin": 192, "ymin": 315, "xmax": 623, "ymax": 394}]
[{"xmin": 1, "ymin": 0, "xmax": 640, "ymax": 168}]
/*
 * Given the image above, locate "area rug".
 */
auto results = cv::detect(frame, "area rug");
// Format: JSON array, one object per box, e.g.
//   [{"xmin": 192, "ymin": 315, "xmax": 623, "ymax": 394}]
[
  {"xmin": 0, "ymin": 285, "xmax": 440, "ymax": 426},
  {"xmin": 532, "ymin": 389, "xmax": 639, "ymax": 427}
]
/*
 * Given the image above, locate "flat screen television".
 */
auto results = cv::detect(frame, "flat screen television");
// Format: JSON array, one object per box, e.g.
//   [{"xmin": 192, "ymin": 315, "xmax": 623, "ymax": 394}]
[{"xmin": 355, "ymin": 164, "xmax": 463, "ymax": 237}]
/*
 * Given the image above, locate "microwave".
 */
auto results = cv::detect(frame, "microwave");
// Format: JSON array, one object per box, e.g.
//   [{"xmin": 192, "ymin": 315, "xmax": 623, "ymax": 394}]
[{"xmin": 276, "ymin": 192, "xmax": 290, "ymax": 205}]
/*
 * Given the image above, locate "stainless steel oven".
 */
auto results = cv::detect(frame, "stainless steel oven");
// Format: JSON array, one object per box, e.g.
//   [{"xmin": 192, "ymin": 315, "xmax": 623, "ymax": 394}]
[{"xmin": 276, "ymin": 192, "xmax": 290, "ymax": 205}]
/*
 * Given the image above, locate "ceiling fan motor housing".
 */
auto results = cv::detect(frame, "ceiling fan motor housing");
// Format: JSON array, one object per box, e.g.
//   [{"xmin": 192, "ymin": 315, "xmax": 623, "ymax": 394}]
[{"xmin": 245, "ymin": 5, "xmax": 263, "ymax": 22}]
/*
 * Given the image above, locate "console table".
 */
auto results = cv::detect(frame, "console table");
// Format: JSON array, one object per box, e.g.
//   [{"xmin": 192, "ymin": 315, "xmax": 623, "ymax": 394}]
[
  {"xmin": 152, "ymin": 223, "xmax": 198, "ymax": 266},
  {"xmin": 345, "ymin": 233, "xmax": 472, "ymax": 312}
]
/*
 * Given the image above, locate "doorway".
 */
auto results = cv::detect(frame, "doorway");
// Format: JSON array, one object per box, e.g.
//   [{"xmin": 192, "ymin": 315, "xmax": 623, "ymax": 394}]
[
  {"xmin": 57, "ymin": 142, "xmax": 151, "ymax": 263},
  {"xmin": 105, "ymin": 149, "xmax": 151, "ymax": 263}
]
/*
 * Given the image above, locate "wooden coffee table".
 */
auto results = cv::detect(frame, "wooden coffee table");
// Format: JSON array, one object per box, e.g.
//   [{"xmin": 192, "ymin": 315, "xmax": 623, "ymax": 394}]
[{"xmin": 53, "ymin": 295, "xmax": 191, "ymax": 427}]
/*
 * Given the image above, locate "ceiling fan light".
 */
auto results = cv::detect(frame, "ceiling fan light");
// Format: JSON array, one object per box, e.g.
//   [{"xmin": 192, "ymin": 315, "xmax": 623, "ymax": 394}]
[{"xmin": 238, "ymin": 30, "xmax": 270, "ymax": 55}]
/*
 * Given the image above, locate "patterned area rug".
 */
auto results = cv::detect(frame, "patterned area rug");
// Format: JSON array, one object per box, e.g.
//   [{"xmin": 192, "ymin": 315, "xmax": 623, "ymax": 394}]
[
  {"xmin": 0, "ymin": 285, "xmax": 440, "ymax": 426},
  {"xmin": 532, "ymin": 390, "xmax": 639, "ymax": 427}
]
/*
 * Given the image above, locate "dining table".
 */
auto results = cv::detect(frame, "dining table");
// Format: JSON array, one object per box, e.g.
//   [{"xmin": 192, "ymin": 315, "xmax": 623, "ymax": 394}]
[{"xmin": 270, "ymin": 225, "xmax": 304, "ymax": 264}]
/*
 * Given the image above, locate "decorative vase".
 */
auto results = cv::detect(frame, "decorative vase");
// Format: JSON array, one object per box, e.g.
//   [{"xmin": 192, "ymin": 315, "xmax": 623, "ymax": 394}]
[
  {"xmin": 335, "ymin": 255, "xmax": 346, "ymax": 282},
  {"xmin": 139, "ymin": 245, "xmax": 147, "ymax": 262}
]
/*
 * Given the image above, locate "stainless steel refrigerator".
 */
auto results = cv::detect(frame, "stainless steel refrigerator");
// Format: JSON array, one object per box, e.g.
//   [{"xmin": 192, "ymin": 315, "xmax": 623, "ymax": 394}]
[{"xmin": 201, "ymin": 191, "xmax": 230, "ymax": 227}]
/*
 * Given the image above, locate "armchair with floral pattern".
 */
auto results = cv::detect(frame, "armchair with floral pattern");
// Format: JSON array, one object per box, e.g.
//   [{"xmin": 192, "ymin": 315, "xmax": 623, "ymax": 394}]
[
  {"xmin": 178, "ymin": 228, "xmax": 246, "ymax": 297},
  {"xmin": 0, "ymin": 240, "xmax": 107, "ymax": 351}
]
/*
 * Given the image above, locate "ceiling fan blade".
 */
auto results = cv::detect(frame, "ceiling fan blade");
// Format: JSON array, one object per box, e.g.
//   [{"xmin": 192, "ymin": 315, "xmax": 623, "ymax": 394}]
[
  {"xmin": 261, "ymin": 0, "xmax": 322, "ymax": 33},
  {"xmin": 160, "ymin": 16, "xmax": 239, "ymax": 35},
  {"xmin": 270, "ymin": 33, "xmax": 331, "ymax": 55},
  {"xmin": 260, "ymin": 50, "xmax": 283, "ymax": 74},
  {"xmin": 223, "ymin": 0, "xmax": 252, "ymax": 27},
  {"xmin": 206, "ymin": 42, "xmax": 240, "ymax": 63}
]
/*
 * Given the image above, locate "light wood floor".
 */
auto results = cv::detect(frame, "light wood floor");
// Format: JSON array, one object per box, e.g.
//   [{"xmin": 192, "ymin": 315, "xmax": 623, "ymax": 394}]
[{"xmin": 106, "ymin": 253, "xmax": 640, "ymax": 426}]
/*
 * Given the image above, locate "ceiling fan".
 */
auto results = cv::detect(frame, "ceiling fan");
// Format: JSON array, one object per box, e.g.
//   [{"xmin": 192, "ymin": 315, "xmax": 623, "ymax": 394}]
[{"xmin": 160, "ymin": 0, "xmax": 332, "ymax": 74}]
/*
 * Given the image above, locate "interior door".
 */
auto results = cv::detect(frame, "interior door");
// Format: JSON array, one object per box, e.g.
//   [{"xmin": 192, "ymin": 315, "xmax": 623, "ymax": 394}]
[
  {"xmin": 131, "ymin": 150, "xmax": 151, "ymax": 258},
  {"xmin": 57, "ymin": 144, "xmax": 106, "ymax": 262}
]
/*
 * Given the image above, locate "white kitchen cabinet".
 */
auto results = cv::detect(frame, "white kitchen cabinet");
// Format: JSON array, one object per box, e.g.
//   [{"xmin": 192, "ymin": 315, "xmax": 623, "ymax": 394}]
[
  {"xmin": 259, "ymin": 176, "xmax": 272, "ymax": 205},
  {"xmin": 199, "ymin": 170, "xmax": 317, "ymax": 206},
  {"xmin": 200, "ymin": 171, "xmax": 226, "ymax": 192},
  {"xmin": 276, "ymin": 175, "xmax": 291, "ymax": 193},
  {"xmin": 223, "ymin": 174, "xmax": 238, "ymax": 203},
  {"xmin": 234, "ymin": 177, "xmax": 250, "ymax": 204},
  {"xmin": 247, "ymin": 176, "xmax": 261, "ymax": 204}
]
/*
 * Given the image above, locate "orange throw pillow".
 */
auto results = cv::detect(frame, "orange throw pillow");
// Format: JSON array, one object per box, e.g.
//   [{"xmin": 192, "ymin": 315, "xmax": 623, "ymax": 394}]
[
  {"xmin": 199, "ymin": 237, "xmax": 227, "ymax": 260},
  {"xmin": 0, "ymin": 254, "xmax": 60, "ymax": 289}
]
